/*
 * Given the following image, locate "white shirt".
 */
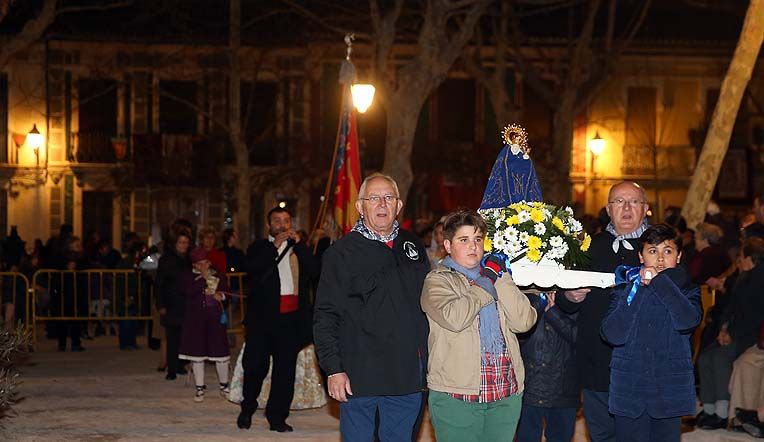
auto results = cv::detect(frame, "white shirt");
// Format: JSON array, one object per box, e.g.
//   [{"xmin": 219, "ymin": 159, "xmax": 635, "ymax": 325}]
[{"xmin": 269, "ymin": 236, "xmax": 294, "ymax": 296}]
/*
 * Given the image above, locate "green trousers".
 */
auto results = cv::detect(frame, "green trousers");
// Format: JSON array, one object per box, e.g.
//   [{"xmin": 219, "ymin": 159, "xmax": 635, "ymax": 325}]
[{"xmin": 429, "ymin": 391, "xmax": 523, "ymax": 442}]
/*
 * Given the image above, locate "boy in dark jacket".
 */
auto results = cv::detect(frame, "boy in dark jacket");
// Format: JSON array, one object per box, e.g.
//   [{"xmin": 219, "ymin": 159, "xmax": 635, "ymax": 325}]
[
  {"xmin": 601, "ymin": 223, "xmax": 702, "ymax": 442},
  {"xmin": 517, "ymin": 291, "xmax": 579, "ymax": 442}
]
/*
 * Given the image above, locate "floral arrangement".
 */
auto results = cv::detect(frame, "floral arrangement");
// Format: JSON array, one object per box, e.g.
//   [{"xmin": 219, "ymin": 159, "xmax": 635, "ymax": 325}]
[{"xmin": 480, "ymin": 201, "xmax": 591, "ymax": 269}]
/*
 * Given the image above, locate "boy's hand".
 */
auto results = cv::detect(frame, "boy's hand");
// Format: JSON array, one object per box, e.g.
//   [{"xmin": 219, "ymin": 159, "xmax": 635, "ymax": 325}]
[
  {"xmin": 544, "ymin": 292, "xmax": 556, "ymax": 312},
  {"xmin": 480, "ymin": 254, "xmax": 507, "ymax": 283},
  {"xmin": 717, "ymin": 329, "xmax": 732, "ymax": 346},
  {"xmin": 640, "ymin": 266, "xmax": 658, "ymax": 285}
]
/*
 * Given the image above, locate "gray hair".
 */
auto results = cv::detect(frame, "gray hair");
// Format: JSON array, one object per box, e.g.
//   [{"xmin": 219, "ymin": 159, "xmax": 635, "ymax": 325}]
[
  {"xmin": 358, "ymin": 172, "xmax": 400, "ymax": 200},
  {"xmin": 696, "ymin": 222, "xmax": 724, "ymax": 246}
]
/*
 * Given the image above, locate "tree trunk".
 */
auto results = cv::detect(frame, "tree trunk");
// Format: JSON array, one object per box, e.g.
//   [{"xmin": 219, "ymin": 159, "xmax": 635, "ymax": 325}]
[
  {"xmin": 228, "ymin": 0, "xmax": 251, "ymax": 244},
  {"xmin": 543, "ymin": 99, "xmax": 576, "ymax": 205},
  {"xmin": 487, "ymin": 85, "xmax": 519, "ymax": 133},
  {"xmin": 381, "ymin": 96, "xmax": 422, "ymax": 203},
  {"xmin": 681, "ymin": 0, "xmax": 764, "ymax": 227}
]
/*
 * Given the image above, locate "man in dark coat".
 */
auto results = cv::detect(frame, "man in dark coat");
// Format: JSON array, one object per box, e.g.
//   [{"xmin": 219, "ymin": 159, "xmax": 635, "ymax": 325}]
[
  {"xmin": 556, "ymin": 181, "xmax": 649, "ymax": 442},
  {"xmin": 236, "ymin": 207, "xmax": 318, "ymax": 433},
  {"xmin": 155, "ymin": 231, "xmax": 191, "ymax": 380},
  {"xmin": 313, "ymin": 173, "xmax": 430, "ymax": 441},
  {"xmin": 517, "ymin": 292, "xmax": 579, "ymax": 442}
]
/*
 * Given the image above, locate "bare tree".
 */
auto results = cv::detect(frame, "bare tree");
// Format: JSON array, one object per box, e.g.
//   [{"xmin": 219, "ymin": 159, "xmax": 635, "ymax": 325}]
[
  {"xmin": 370, "ymin": 0, "xmax": 492, "ymax": 202},
  {"xmin": 472, "ymin": 0, "xmax": 651, "ymax": 204},
  {"xmin": 0, "ymin": 0, "xmax": 132, "ymax": 69},
  {"xmin": 681, "ymin": 0, "xmax": 764, "ymax": 227}
]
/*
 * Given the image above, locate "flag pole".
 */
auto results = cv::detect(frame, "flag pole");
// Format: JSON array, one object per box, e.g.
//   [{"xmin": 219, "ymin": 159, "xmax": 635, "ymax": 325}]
[{"xmin": 309, "ymin": 34, "xmax": 357, "ymax": 251}]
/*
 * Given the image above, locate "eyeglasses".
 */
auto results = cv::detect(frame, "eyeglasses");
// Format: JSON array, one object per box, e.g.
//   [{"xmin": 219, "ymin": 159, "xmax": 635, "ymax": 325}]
[
  {"xmin": 360, "ymin": 195, "xmax": 398, "ymax": 204},
  {"xmin": 608, "ymin": 197, "xmax": 646, "ymax": 208}
]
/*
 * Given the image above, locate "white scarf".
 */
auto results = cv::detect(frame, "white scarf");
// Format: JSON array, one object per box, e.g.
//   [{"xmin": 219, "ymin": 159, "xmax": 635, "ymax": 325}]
[{"xmin": 606, "ymin": 221, "xmax": 649, "ymax": 253}]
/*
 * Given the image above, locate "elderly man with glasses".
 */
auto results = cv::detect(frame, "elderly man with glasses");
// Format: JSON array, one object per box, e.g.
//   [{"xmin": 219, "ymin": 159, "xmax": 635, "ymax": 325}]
[
  {"xmin": 314, "ymin": 172, "xmax": 431, "ymax": 441},
  {"xmin": 555, "ymin": 181, "xmax": 649, "ymax": 442}
]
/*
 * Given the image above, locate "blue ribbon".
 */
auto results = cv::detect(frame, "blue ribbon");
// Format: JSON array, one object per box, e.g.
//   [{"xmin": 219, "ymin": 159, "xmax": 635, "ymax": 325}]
[
  {"xmin": 220, "ymin": 311, "xmax": 229, "ymax": 326},
  {"xmin": 615, "ymin": 265, "xmax": 641, "ymax": 305},
  {"xmin": 481, "ymin": 252, "xmax": 513, "ymax": 278}
]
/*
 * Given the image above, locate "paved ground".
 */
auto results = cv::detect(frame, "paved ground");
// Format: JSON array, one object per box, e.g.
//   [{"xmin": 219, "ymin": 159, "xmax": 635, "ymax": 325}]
[{"xmin": 1, "ymin": 335, "xmax": 757, "ymax": 441}]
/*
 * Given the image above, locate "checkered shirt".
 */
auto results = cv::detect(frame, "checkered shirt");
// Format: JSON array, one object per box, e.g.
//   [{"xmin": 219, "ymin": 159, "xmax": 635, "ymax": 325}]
[{"xmin": 449, "ymin": 350, "xmax": 518, "ymax": 403}]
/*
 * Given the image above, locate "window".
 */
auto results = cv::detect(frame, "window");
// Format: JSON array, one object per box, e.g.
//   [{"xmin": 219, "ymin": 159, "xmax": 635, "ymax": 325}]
[
  {"xmin": 77, "ymin": 78, "xmax": 117, "ymax": 162},
  {"xmin": 241, "ymin": 81, "xmax": 277, "ymax": 165},
  {"xmin": 623, "ymin": 87, "xmax": 657, "ymax": 175},
  {"xmin": 159, "ymin": 80, "xmax": 198, "ymax": 135}
]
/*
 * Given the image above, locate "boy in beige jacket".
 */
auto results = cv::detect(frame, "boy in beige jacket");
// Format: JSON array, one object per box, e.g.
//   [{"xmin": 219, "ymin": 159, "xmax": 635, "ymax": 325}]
[{"xmin": 421, "ymin": 210, "xmax": 537, "ymax": 442}]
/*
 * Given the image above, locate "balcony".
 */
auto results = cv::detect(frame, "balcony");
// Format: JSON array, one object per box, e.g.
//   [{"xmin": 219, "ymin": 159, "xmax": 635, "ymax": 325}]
[{"xmin": 71, "ymin": 131, "xmax": 118, "ymax": 163}]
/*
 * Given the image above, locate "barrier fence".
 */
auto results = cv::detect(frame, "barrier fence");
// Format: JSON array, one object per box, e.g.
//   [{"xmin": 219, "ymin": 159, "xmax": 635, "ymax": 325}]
[{"xmin": 20, "ymin": 269, "xmax": 247, "ymax": 344}]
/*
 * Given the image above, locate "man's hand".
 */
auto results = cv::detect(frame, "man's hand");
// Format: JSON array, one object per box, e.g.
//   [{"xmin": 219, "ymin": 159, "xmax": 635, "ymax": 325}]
[
  {"xmin": 564, "ymin": 288, "xmax": 591, "ymax": 303},
  {"xmin": 640, "ymin": 266, "xmax": 658, "ymax": 286},
  {"xmin": 544, "ymin": 292, "xmax": 556, "ymax": 312},
  {"xmin": 328, "ymin": 372, "xmax": 353, "ymax": 402},
  {"xmin": 288, "ymin": 230, "xmax": 300, "ymax": 244},
  {"xmin": 273, "ymin": 231, "xmax": 291, "ymax": 249},
  {"xmin": 717, "ymin": 329, "xmax": 732, "ymax": 346},
  {"xmin": 706, "ymin": 276, "xmax": 726, "ymax": 292},
  {"xmin": 213, "ymin": 292, "xmax": 225, "ymax": 302}
]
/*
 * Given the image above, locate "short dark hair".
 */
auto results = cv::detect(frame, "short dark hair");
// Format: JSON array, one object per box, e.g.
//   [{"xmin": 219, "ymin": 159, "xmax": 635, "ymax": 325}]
[
  {"xmin": 742, "ymin": 237, "xmax": 764, "ymax": 266},
  {"xmin": 743, "ymin": 223, "xmax": 764, "ymax": 240},
  {"xmin": 442, "ymin": 210, "xmax": 487, "ymax": 242},
  {"xmin": 267, "ymin": 207, "xmax": 293, "ymax": 223},
  {"xmin": 639, "ymin": 223, "xmax": 683, "ymax": 253},
  {"xmin": 221, "ymin": 228, "xmax": 235, "ymax": 245}
]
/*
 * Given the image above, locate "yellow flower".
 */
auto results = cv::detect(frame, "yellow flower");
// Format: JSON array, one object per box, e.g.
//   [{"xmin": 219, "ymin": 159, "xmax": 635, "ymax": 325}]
[
  {"xmin": 581, "ymin": 233, "xmax": 592, "ymax": 252},
  {"xmin": 506, "ymin": 215, "xmax": 520, "ymax": 225},
  {"xmin": 532, "ymin": 202, "xmax": 543, "ymax": 208},
  {"xmin": 552, "ymin": 217, "xmax": 565, "ymax": 232},
  {"xmin": 530, "ymin": 209, "xmax": 545, "ymax": 223},
  {"xmin": 484, "ymin": 237, "xmax": 493, "ymax": 252},
  {"xmin": 527, "ymin": 236, "xmax": 542, "ymax": 250},
  {"xmin": 526, "ymin": 249, "xmax": 541, "ymax": 262}
]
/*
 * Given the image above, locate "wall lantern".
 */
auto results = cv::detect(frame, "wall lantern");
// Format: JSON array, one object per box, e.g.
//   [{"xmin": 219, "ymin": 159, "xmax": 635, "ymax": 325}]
[
  {"xmin": 351, "ymin": 84, "xmax": 375, "ymax": 114},
  {"xmin": 588, "ymin": 131, "xmax": 606, "ymax": 156},
  {"xmin": 27, "ymin": 124, "xmax": 44, "ymax": 152}
]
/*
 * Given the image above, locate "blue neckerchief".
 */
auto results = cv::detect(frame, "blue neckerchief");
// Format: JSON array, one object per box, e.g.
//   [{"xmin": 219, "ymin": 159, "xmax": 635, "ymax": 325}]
[
  {"xmin": 615, "ymin": 265, "xmax": 641, "ymax": 305},
  {"xmin": 441, "ymin": 256, "xmax": 505, "ymax": 363}
]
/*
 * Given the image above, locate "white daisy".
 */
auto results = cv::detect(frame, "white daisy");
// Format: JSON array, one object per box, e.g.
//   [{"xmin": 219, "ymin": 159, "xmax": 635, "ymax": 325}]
[
  {"xmin": 534, "ymin": 223, "xmax": 547, "ymax": 235},
  {"xmin": 549, "ymin": 236, "xmax": 564, "ymax": 248},
  {"xmin": 518, "ymin": 211, "xmax": 531, "ymax": 223},
  {"xmin": 519, "ymin": 232, "xmax": 530, "ymax": 244},
  {"xmin": 565, "ymin": 206, "xmax": 574, "ymax": 215}
]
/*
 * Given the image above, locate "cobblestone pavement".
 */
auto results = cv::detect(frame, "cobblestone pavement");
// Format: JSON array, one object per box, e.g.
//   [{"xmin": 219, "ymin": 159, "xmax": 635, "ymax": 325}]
[{"xmin": 1, "ymin": 335, "xmax": 753, "ymax": 441}]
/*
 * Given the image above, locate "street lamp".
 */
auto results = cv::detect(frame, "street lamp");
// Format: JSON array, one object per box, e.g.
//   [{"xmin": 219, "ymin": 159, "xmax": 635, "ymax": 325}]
[
  {"xmin": 343, "ymin": 34, "xmax": 375, "ymax": 113},
  {"xmin": 588, "ymin": 131, "xmax": 605, "ymax": 157}
]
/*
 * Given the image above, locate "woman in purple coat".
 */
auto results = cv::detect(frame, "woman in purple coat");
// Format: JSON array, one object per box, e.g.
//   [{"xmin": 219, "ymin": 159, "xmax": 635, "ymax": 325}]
[{"xmin": 179, "ymin": 247, "xmax": 231, "ymax": 402}]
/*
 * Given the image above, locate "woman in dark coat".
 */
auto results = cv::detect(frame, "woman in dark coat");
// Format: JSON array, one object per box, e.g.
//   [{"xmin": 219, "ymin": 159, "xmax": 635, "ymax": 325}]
[
  {"xmin": 155, "ymin": 232, "xmax": 191, "ymax": 380},
  {"xmin": 178, "ymin": 247, "xmax": 230, "ymax": 403}
]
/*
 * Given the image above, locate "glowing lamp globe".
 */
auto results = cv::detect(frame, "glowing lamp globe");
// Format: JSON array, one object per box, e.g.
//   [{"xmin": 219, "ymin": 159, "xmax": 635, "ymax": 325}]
[
  {"xmin": 351, "ymin": 84, "xmax": 375, "ymax": 113},
  {"xmin": 588, "ymin": 131, "xmax": 605, "ymax": 156}
]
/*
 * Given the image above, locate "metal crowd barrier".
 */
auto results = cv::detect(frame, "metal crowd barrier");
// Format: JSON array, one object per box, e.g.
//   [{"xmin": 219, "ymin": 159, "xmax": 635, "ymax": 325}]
[
  {"xmin": 26, "ymin": 269, "xmax": 247, "ymax": 344},
  {"xmin": 0, "ymin": 271, "xmax": 31, "ymax": 329}
]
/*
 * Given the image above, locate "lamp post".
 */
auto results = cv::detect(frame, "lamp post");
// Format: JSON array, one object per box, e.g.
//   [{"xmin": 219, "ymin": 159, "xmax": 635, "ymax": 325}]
[{"xmin": 588, "ymin": 131, "xmax": 605, "ymax": 178}]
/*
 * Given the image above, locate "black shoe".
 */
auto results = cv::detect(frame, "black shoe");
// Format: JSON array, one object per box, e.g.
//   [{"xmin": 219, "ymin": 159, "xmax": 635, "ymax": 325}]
[
  {"xmin": 699, "ymin": 414, "xmax": 727, "ymax": 430},
  {"xmin": 237, "ymin": 410, "xmax": 253, "ymax": 430},
  {"xmin": 736, "ymin": 408, "xmax": 760, "ymax": 424},
  {"xmin": 177, "ymin": 368, "xmax": 188, "ymax": 375},
  {"xmin": 694, "ymin": 410, "xmax": 709, "ymax": 427},
  {"xmin": 744, "ymin": 421, "xmax": 764, "ymax": 438},
  {"xmin": 71, "ymin": 346, "xmax": 86, "ymax": 352},
  {"xmin": 165, "ymin": 373, "xmax": 177, "ymax": 381},
  {"xmin": 269, "ymin": 422, "xmax": 293, "ymax": 433}
]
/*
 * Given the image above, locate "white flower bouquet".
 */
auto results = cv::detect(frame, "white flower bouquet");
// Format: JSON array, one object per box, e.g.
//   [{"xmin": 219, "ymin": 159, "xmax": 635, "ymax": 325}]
[{"xmin": 480, "ymin": 201, "xmax": 591, "ymax": 269}]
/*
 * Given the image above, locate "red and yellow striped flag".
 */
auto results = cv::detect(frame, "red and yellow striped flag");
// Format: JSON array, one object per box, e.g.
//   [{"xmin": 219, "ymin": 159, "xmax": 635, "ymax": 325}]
[{"xmin": 333, "ymin": 95, "xmax": 361, "ymax": 234}]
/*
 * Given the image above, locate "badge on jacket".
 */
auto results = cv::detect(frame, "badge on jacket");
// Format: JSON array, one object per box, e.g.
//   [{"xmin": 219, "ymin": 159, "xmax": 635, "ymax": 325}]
[{"xmin": 403, "ymin": 241, "xmax": 419, "ymax": 261}]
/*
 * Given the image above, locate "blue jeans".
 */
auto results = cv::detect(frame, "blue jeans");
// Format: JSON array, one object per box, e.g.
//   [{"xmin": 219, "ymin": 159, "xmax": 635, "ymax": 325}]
[
  {"xmin": 583, "ymin": 389, "xmax": 616, "ymax": 442},
  {"xmin": 340, "ymin": 392, "xmax": 422, "ymax": 442},
  {"xmin": 614, "ymin": 414, "xmax": 680, "ymax": 442},
  {"xmin": 516, "ymin": 404, "xmax": 577, "ymax": 442}
]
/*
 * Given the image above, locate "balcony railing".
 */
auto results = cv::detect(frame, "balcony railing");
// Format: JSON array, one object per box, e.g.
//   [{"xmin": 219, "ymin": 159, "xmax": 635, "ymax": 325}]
[
  {"xmin": 71, "ymin": 131, "xmax": 117, "ymax": 163},
  {"xmin": 621, "ymin": 144, "xmax": 697, "ymax": 178}
]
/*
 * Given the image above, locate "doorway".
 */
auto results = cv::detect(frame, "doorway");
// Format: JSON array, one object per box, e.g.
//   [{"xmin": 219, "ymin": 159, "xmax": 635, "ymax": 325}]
[{"xmin": 82, "ymin": 191, "xmax": 114, "ymax": 245}]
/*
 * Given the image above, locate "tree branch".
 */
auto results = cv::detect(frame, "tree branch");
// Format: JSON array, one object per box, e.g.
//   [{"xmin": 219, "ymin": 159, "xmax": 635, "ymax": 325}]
[
  {"xmin": 56, "ymin": 0, "xmax": 133, "ymax": 16},
  {"xmin": 279, "ymin": 0, "xmax": 368, "ymax": 38}
]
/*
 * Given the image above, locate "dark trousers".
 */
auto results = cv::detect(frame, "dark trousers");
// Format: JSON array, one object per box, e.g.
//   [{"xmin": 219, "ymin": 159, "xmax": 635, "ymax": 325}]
[
  {"xmin": 340, "ymin": 392, "xmax": 423, "ymax": 442},
  {"xmin": 165, "ymin": 324, "xmax": 183, "ymax": 376},
  {"xmin": 56, "ymin": 321, "xmax": 82, "ymax": 349},
  {"xmin": 614, "ymin": 414, "xmax": 681, "ymax": 442},
  {"xmin": 583, "ymin": 389, "xmax": 616, "ymax": 442},
  {"xmin": 241, "ymin": 315, "xmax": 300, "ymax": 426},
  {"xmin": 698, "ymin": 342, "xmax": 736, "ymax": 403},
  {"xmin": 516, "ymin": 404, "xmax": 577, "ymax": 442}
]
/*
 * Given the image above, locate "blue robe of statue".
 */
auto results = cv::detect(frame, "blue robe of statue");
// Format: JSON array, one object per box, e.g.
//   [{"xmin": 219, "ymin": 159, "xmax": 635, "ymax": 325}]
[{"xmin": 479, "ymin": 144, "xmax": 543, "ymax": 210}]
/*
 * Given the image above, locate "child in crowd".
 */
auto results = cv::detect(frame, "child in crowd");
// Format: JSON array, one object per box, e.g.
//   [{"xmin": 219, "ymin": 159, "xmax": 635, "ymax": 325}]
[
  {"xmin": 421, "ymin": 210, "xmax": 537, "ymax": 442},
  {"xmin": 601, "ymin": 223, "xmax": 702, "ymax": 442}
]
